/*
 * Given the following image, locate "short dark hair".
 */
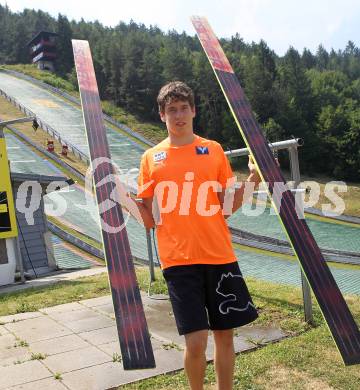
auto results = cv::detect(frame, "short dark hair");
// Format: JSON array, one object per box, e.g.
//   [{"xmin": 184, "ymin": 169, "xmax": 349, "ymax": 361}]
[{"xmin": 157, "ymin": 81, "xmax": 195, "ymax": 113}]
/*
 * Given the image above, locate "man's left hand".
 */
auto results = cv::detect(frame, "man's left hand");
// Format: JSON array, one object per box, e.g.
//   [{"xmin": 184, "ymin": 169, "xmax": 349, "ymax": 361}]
[{"xmin": 248, "ymin": 156, "xmax": 261, "ymax": 184}]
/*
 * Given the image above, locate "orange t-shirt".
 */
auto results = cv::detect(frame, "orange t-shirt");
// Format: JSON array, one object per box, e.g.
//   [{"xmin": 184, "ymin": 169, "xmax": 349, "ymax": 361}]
[{"xmin": 137, "ymin": 135, "xmax": 236, "ymax": 269}]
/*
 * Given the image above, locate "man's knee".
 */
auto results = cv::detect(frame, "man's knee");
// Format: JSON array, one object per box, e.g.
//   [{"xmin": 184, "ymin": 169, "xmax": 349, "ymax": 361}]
[
  {"xmin": 184, "ymin": 329, "xmax": 208, "ymax": 357},
  {"xmin": 213, "ymin": 329, "xmax": 234, "ymax": 349}
]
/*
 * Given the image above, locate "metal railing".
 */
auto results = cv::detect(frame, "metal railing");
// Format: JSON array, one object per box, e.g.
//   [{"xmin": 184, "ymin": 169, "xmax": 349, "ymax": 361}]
[
  {"xmin": 0, "ymin": 69, "xmax": 154, "ymax": 148},
  {"xmin": 226, "ymin": 137, "xmax": 313, "ymax": 324},
  {"xmin": 0, "ymin": 87, "xmax": 89, "ymax": 164},
  {"xmin": 224, "ymin": 138, "xmax": 303, "ymax": 157}
]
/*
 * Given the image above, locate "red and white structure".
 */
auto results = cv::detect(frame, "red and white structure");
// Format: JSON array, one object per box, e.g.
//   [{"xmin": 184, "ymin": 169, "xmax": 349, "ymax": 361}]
[{"xmin": 28, "ymin": 31, "xmax": 58, "ymax": 72}]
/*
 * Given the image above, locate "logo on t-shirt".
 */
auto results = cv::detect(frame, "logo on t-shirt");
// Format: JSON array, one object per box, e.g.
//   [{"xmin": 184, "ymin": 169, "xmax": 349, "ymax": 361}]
[
  {"xmin": 195, "ymin": 146, "xmax": 209, "ymax": 155},
  {"xmin": 154, "ymin": 151, "xmax": 167, "ymax": 162}
]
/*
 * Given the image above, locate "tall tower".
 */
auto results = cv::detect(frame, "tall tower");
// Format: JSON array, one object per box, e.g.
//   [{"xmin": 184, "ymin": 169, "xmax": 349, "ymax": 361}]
[{"xmin": 28, "ymin": 31, "xmax": 58, "ymax": 72}]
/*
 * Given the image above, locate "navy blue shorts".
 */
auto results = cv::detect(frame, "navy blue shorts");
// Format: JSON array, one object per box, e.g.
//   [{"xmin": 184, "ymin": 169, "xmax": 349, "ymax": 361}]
[{"xmin": 162, "ymin": 262, "xmax": 258, "ymax": 335}]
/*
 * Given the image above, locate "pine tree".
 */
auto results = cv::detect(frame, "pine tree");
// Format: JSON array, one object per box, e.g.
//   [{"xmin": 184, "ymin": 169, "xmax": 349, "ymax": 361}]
[{"xmin": 56, "ymin": 14, "xmax": 73, "ymax": 76}]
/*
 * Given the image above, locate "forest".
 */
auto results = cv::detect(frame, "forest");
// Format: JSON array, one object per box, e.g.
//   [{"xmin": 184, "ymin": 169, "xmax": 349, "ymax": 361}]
[{"xmin": 0, "ymin": 4, "xmax": 359, "ymax": 180}]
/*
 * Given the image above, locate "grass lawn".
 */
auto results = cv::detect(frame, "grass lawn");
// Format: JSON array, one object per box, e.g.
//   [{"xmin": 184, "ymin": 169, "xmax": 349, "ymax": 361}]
[
  {"xmin": 0, "ymin": 64, "xmax": 77, "ymax": 96},
  {"xmin": 121, "ymin": 273, "xmax": 360, "ymax": 390},
  {"xmin": 0, "ymin": 267, "xmax": 359, "ymax": 390},
  {"xmin": 234, "ymin": 168, "xmax": 360, "ymax": 219},
  {"xmin": 300, "ymin": 173, "xmax": 360, "ymax": 219}
]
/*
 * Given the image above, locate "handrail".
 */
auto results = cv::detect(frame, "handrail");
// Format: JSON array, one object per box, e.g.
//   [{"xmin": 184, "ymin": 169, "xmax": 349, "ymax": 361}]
[
  {"xmin": 0, "ymin": 87, "xmax": 90, "ymax": 163},
  {"xmin": 0, "ymin": 69, "xmax": 154, "ymax": 147}
]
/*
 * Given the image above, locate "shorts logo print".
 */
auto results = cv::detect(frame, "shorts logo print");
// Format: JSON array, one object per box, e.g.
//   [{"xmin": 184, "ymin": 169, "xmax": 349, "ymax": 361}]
[{"xmin": 216, "ymin": 272, "xmax": 256, "ymax": 315}]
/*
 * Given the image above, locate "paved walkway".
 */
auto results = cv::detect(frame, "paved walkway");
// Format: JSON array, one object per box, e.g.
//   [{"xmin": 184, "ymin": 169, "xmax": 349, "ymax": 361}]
[
  {"xmin": 0, "ymin": 290, "xmax": 286, "ymax": 389},
  {"xmin": 0, "ymin": 268, "xmax": 107, "ymax": 295}
]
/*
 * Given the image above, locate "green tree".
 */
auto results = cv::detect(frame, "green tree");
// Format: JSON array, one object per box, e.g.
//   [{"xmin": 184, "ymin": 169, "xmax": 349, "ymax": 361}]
[
  {"xmin": 1, "ymin": 5, "xmax": 359, "ymax": 180},
  {"xmin": 277, "ymin": 47, "xmax": 316, "ymax": 170},
  {"xmin": 316, "ymin": 44, "xmax": 329, "ymax": 70},
  {"xmin": 308, "ymin": 69, "xmax": 349, "ymax": 108},
  {"xmin": 56, "ymin": 14, "xmax": 73, "ymax": 76},
  {"xmin": 160, "ymin": 38, "xmax": 193, "ymax": 82},
  {"xmin": 243, "ymin": 40, "xmax": 278, "ymax": 123},
  {"xmin": 301, "ymin": 48, "xmax": 316, "ymax": 69}
]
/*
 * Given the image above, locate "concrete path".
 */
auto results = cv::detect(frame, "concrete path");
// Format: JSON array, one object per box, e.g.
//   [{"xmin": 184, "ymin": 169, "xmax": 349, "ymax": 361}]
[
  {"xmin": 0, "ymin": 291, "xmax": 286, "ymax": 389},
  {"xmin": 0, "ymin": 268, "xmax": 108, "ymax": 295}
]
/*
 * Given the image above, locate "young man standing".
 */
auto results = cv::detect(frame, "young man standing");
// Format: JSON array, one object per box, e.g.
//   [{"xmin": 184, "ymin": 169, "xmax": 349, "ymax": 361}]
[{"xmin": 132, "ymin": 81, "xmax": 260, "ymax": 390}]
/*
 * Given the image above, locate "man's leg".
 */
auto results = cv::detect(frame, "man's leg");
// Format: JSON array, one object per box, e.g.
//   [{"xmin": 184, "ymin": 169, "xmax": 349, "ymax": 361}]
[
  {"xmin": 205, "ymin": 262, "xmax": 258, "ymax": 389},
  {"xmin": 162, "ymin": 265, "xmax": 210, "ymax": 389},
  {"xmin": 184, "ymin": 329, "xmax": 208, "ymax": 390},
  {"xmin": 213, "ymin": 329, "xmax": 235, "ymax": 390}
]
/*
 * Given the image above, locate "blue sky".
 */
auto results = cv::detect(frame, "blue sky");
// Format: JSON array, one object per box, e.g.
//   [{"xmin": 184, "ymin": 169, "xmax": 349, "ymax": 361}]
[{"xmin": 2, "ymin": 0, "xmax": 360, "ymax": 55}]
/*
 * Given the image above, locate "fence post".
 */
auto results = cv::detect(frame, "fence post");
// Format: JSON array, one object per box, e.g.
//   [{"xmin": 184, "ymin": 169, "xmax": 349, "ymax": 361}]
[{"xmin": 146, "ymin": 229, "xmax": 156, "ymax": 282}]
